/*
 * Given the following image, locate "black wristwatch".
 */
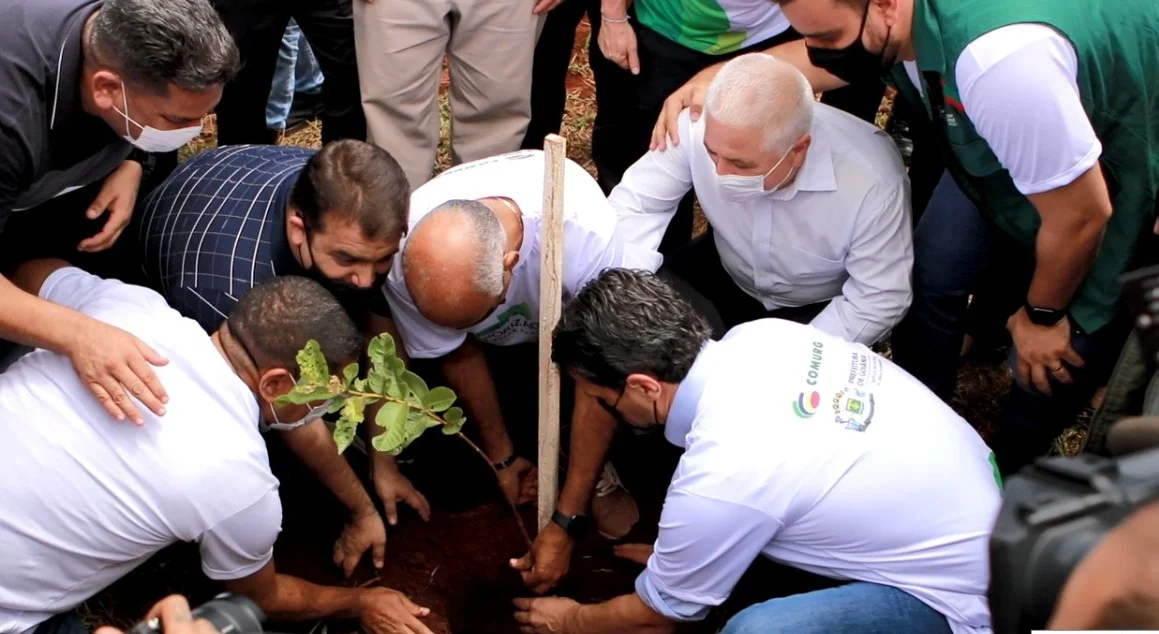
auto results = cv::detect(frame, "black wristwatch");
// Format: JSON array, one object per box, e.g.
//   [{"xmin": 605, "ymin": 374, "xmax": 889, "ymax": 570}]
[
  {"xmin": 551, "ymin": 510, "xmax": 591, "ymax": 538},
  {"xmin": 1024, "ymin": 301, "xmax": 1067, "ymax": 327}
]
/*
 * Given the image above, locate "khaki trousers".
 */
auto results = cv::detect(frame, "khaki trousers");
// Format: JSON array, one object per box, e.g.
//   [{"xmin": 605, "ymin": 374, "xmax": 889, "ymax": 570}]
[{"xmin": 354, "ymin": 0, "xmax": 541, "ymax": 191}]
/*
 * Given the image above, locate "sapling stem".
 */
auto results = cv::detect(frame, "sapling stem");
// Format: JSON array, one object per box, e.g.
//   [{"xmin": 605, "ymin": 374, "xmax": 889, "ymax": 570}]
[{"xmin": 344, "ymin": 389, "xmax": 534, "ymax": 550}]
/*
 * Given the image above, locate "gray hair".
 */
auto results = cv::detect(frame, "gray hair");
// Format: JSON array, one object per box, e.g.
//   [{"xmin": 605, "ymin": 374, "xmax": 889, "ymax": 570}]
[
  {"xmin": 88, "ymin": 0, "xmax": 240, "ymax": 94},
  {"xmin": 704, "ymin": 53, "xmax": 815, "ymax": 154},
  {"xmin": 410, "ymin": 199, "xmax": 506, "ymax": 297}
]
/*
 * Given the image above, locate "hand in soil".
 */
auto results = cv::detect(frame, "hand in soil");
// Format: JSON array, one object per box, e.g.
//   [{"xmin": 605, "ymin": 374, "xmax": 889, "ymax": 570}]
[
  {"xmin": 373, "ymin": 467, "xmax": 432, "ymax": 526},
  {"xmin": 510, "ymin": 521, "xmax": 574, "ymax": 594},
  {"xmin": 513, "ymin": 597, "xmax": 582, "ymax": 634},
  {"xmin": 334, "ymin": 511, "xmax": 388, "ymax": 577},
  {"xmin": 612, "ymin": 543, "xmax": 654, "ymax": 565},
  {"xmin": 358, "ymin": 588, "xmax": 434, "ymax": 634},
  {"xmin": 497, "ymin": 456, "xmax": 538, "ymax": 506}
]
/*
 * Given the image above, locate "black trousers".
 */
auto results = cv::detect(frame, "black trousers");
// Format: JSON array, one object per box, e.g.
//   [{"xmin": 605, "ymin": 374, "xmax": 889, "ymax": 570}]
[
  {"xmin": 661, "ymin": 233, "xmax": 829, "ymax": 339},
  {"xmin": 522, "ymin": 0, "xmax": 637, "ymax": 195},
  {"xmin": 210, "ymin": 0, "xmax": 365, "ymax": 145}
]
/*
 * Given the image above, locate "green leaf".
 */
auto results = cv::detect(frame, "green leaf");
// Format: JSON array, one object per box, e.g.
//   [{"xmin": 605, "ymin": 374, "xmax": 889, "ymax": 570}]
[
  {"xmin": 368, "ymin": 370, "xmax": 386, "ymax": 395},
  {"xmin": 278, "ymin": 384, "xmax": 333, "ymax": 405},
  {"xmin": 343, "ymin": 363, "xmax": 359, "ymax": 387},
  {"xmin": 334, "ymin": 417, "xmax": 359, "ymax": 454},
  {"xmin": 403, "ymin": 409, "xmax": 430, "ymax": 439},
  {"xmin": 332, "ymin": 396, "xmax": 367, "ymax": 454},
  {"xmin": 367, "ymin": 334, "xmax": 396, "ymax": 373},
  {"xmin": 422, "ymin": 386, "xmax": 456, "ymax": 412},
  {"xmin": 371, "ymin": 423, "xmax": 406, "ymax": 455},
  {"xmin": 388, "ymin": 357, "xmax": 406, "ymax": 376},
  {"xmin": 444, "ymin": 407, "xmax": 464, "ymax": 423},
  {"xmin": 327, "ymin": 397, "xmax": 347, "ymax": 415},
  {"xmin": 353, "ymin": 377, "xmax": 368, "ymax": 392},
  {"xmin": 442, "ymin": 416, "xmax": 466, "ymax": 435},
  {"xmin": 375, "ymin": 400, "xmax": 408, "ymax": 431},
  {"xmin": 296, "ymin": 340, "xmax": 329, "ymax": 385},
  {"xmin": 401, "ymin": 370, "xmax": 429, "ymax": 399}
]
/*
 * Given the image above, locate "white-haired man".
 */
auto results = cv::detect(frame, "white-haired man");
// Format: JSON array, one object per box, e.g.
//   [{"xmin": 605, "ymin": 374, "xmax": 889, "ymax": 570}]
[
  {"xmin": 612, "ymin": 52, "xmax": 913, "ymax": 345},
  {"xmin": 379, "ymin": 150, "xmax": 662, "ymax": 558}
]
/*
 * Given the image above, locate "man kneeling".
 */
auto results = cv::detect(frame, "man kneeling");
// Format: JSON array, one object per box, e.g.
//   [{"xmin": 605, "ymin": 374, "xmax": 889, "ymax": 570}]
[
  {"xmin": 516, "ymin": 269, "xmax": 999, "ymax": 634},
  {"xmin": 0, "ymin": 261, "xmax": 433, "ymax": 634}
]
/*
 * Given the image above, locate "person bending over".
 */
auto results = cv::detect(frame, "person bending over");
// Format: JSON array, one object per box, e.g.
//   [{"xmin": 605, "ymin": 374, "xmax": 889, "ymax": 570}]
[
  {"xmin": 0, "ymin": 261, "xmax": 434, "ymax": 634},
  {"xmin": 515, "ymin": 269, "xmax": 1000, "ymax": 634}
]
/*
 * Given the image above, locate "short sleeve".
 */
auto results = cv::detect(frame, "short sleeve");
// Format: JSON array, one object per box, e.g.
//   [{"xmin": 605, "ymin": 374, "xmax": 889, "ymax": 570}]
[
  {"xmin": 199, "ymin": 487, "xmax": 282, "ymax": 581},
  {"xmin": 955, "ymin": 24, "xmax": 1101, "ymax": 195},
  {"xmin": 635, "ymin": 490, "xmax": 781, "ymax": 621},
  {"xmin": 380, "ymin": 275, "xmax": 467, "ymax": 359}
]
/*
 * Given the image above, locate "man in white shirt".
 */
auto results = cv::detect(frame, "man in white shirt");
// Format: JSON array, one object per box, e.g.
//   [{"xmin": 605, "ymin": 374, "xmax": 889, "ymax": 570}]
[
  {"xmin": 0, "ymin": 261, "xmax": 435, "ymax": 634},
  {"xmin": 381, "ymin": 150, "xmax": 658, "ymax": 545},
  {"xmin": 515, "ymin": 268, "xmax": 1000, "ymax": 634},
  {"xmin": 612, "ymin": 53, "xmax": 913, "ymax": 345},
  {"xmin": 649, "ymin": 0, "xmax": 1159, "ymax": 476}
]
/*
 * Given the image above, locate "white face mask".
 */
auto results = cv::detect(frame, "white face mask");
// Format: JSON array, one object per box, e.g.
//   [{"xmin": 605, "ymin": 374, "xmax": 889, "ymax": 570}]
[
  {"xmin": 716, "ymin": 145, "xmax": 797, "ymax": 201},
  {"xmin": 114, "ymin": 82, "xmax": 203, "ymax": 153},
  {"xmin": 265, "ymin": 399, "xmax": 333, "ymax": 432}
]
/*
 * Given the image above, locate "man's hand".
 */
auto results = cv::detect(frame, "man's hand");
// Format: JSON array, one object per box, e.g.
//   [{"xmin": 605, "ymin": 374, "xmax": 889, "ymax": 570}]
[
  {"xmin": 650, "ymin": 66, "xmax": 718, "ymax": 151},
  {"xmin": 532, "ymin": 0, "xmax": 563, "ymax": 15},
  {"xmin": 69, "ymin": 317, "xmax": 169, "ymax": 424},
  {"xmin": 96, "ymin": 595, "xmax": 218, "ymax": 634},
  {"xmin": 598, "ymin": 19, "xmax": 639, "ymax": 75},
  {"xmin": 1007, "ymin": 308, "xmax": 1086, "ymax": 395},
  {"xmin": 359, "ymin": 588, "xmax": 434, "ymax": 634},
  {"xmin": 497, "ymin": 456, "xmax": 538, "ymax": 505},
  {"xmin": 510, "ymin": 521, "xmax": 575, "ymax": 594},
  {"xmin": 334, "ymin": 510, "xmax": 388, "ymax": 578},
  {"xmin": 513, "ymin": 597, "xmax": 582, "ymax": 634},
  {"xmin": 612, "ymin": 543, "xmax": 653, "ymax": 565},
  {"xmin": 373, "ymin": 466, "xmax": 432, "ymax": 527},
  {"xmin": 80, "ymin": 160, "xmax": 142, "ymax": 252}
]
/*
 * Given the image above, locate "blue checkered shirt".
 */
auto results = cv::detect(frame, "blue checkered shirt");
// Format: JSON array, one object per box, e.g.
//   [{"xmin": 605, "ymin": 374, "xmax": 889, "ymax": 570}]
[{"xmin": 137, "ymin": 145, "xmax": 312, "ymax": 332}]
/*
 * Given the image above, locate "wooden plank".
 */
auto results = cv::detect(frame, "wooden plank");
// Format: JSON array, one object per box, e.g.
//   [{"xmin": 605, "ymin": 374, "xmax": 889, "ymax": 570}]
[{"xmin": 538, "ymin": 134, "xmax": 567, "ymax": 531}]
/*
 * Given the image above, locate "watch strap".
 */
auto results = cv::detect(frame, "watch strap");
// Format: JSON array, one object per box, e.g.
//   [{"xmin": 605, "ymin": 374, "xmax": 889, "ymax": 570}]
[
  {"xmin": 551, "ymin": 510, "xmax": 590, "ymax": 537},
  {"xmin": 492, "ymin": 454, "xmax": 518, "ymax": 471},
  {"xmin": 1024, "ymin": 302, "xmax": 1066, "ymax": 326}
]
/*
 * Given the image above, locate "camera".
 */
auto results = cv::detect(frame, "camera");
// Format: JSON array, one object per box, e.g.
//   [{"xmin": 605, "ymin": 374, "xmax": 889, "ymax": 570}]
[
  {"xmin": 988, "ymin": 448, "xmax": 1159, "ymax": 633},
  {"xmin": 988, "ymin": 263, "xmax": 1159, "ymax": 633},
  {"xmin": 127, "ymin": 594, "xmax": 266, "ymax": 634}
]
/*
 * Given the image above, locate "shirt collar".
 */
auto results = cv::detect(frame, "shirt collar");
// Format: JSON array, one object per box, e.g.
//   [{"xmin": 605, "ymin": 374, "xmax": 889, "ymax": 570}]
[
  {"xmin": 49, "ymin": 4, "xmax": 98, "ymax": 132},
  {"xmin": 664, "ymin": 341, "xmax": 716, "ymax": 449},
  {"xmin": 780, "ymin": 123, "xmax": 837, "ymax": 197}
]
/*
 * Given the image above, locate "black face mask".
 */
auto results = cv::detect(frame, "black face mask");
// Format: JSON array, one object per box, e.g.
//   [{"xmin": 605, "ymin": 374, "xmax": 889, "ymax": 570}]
[{"xmin": 806, "ymin": 2, "xmax": 893, "ymax": 84}]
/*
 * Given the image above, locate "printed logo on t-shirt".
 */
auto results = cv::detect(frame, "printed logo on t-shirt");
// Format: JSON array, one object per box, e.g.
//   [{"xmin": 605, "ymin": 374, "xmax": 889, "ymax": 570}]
[
  {"xmin": 793, "ymin": 390, "xmax": 821, "ymax": 418},
  {"xmin": 790, "ymin": 341, "xmax": 826, "ymax": 417},
  {"xmin": 846, "ymin": 351, "xmax": 884, "ymax": 389},
  {"xmin": 475, "ymin": 303, "xmax": 537, "ymax": 345},
  {"xmin": 831, "ymin": 386, "xmax": 875, "ymax": 432}
]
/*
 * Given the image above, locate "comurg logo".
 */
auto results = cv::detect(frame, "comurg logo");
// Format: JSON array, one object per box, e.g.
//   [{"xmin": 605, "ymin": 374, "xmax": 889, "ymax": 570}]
[{"xmin": 793, "ymin": 390, "xmax": 821, "ymax": 418}]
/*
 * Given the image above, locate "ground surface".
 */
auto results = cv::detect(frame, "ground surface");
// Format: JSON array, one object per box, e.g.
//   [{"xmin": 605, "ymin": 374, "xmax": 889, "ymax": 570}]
[{"xmin": 93, "ymin": 21, "xmax": 1090, "ymax": 634}]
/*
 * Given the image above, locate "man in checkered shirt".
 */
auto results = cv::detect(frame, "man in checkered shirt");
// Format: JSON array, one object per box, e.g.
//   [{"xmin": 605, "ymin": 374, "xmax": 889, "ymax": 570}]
[{"xmin": 137, "ymin": 139, "xmax": 426, "ymax": 579}]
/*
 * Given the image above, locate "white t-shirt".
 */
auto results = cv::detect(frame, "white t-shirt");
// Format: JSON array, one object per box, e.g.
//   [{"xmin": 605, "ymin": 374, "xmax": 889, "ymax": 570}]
[
  {"xmin": 901, "ymin": 23, "xmax": 1101, "ymax": 195},
  {"xmin": 637, "ymin": 319, "xmax": 1000, "ymax": 634},
  {"xmin": 0, "ymin": 268, "xmax": 282, "ymax": 634},
  {"xmin": 383, "ymin": 150, "xmax": 659, "ymax": 359}
]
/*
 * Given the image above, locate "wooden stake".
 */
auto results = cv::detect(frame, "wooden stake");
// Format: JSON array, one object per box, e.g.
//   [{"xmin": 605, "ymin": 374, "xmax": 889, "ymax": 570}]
[{"xmin": 538, "ymin": 135, "xmax": 566, "ymax": 531}]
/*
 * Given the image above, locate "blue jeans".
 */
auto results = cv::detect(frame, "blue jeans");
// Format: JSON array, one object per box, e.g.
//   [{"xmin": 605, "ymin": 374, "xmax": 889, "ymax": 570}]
[
  {"xmin": 266, "ymin": 21, "xmax": 324, "ymax": 130},
  {"xmin": 721, "ymin": 582, "xmax": 952, "ymax": 634},
  {"xmin": 891, "ymin": 173, "xmax": 1128, "ymax": 474}
]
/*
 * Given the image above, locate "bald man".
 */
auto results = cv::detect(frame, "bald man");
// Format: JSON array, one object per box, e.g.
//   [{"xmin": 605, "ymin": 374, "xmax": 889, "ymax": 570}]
[{"xmin": 380, "ymin": 149, "xmax": 660, "ymax": 554}]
